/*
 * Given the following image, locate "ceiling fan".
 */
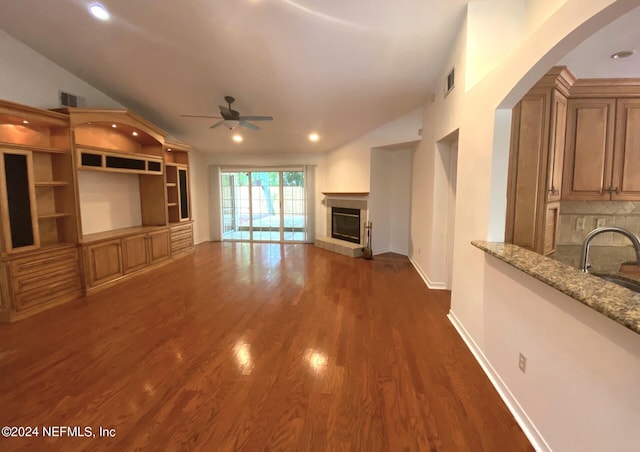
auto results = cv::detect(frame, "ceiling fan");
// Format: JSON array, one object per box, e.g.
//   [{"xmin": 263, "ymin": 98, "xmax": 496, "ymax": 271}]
[{"xmin": 181, "ymin": 96, "xmax": 273, "ymax": 130}]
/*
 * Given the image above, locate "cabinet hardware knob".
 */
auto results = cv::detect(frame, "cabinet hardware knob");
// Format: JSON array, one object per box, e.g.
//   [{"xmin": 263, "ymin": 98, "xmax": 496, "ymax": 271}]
[{"xmin": 612, "ymin": 187, "xmax": 619, "ymax": 195}]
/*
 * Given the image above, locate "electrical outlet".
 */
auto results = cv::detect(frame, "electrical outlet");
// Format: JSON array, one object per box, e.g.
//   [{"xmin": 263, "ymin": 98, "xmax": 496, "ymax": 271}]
[
  {"xmin": 576, "ymin": 217, "xmax": 585, "ymax": 230},
  {"xmin": 518, "ymin": 353, "xmax": 527, "ymax": 373},
  {"xmin": 596, "ymin": 218, "xmax": 606, "ymax": 228}
]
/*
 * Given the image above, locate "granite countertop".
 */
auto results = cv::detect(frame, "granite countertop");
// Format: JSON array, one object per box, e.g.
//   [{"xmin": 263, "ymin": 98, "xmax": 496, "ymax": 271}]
[{"xmin": 472, "ymin": 241, "xmax": 640, "ymax": 335}]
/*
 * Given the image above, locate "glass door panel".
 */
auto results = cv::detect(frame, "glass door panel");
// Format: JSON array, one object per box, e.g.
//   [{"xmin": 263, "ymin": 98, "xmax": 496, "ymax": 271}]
[
  {"xmin": 250, "ymin": 172, "xmax": 281, "ymax": 241},
  {"xmin": 282, "ymin": 171, "xmax": 306, "ymax": 241}
]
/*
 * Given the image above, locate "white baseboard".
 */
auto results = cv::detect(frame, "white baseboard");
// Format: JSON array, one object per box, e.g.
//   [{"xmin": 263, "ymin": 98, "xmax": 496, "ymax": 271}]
[
  {"xmin": 373, "ymin": 247, "xmax": 390, "ymax": 255},
  {"xmin": 447, "ymin": 310, "xmax": 550, "ymax": 452},
  {"xmin": 408, "ymin": 255, "xmax": 448, "ymax": 290},
  {"xmin": 390, "ymin": 246, "xmax": 409, "ymax": 256}
]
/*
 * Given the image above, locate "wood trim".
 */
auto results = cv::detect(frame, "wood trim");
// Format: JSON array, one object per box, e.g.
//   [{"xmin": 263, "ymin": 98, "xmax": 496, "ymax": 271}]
[
  {"xmin": 81, "ymin": 225, "xmax": 169, "ymax": 245},
  {"xmin": 570, "ymin": 78, "xmax": 640, "ymax": 98},
  {"xmin": 58, "ymin": 108, "xmax": 167, "ymax": 142},
  {"xmin": 0, "ymin": 99, "xmax": 69, "ymax": 126},
  {"xmin": 534, "ymin": 66, "xmax": 577, "ymax": 97},
  {"xmin": 322, "ymin": 192, "xmax": 369, "ymax": 197},
  {"xmin": 164, "ymin": 140, "xmax": 191, "ymax": 152}
]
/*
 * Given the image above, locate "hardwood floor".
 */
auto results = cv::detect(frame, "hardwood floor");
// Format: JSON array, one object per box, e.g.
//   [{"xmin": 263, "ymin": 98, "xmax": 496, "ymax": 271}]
[{"xmin": 0, "ymin": 242, "xmax": 533, "ymax": 451}]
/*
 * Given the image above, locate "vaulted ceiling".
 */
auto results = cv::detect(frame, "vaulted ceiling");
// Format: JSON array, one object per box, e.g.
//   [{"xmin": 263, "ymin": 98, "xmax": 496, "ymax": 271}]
[{"xmin": 0, "ymin": 0, "xmax": 468, "ymax": 154}]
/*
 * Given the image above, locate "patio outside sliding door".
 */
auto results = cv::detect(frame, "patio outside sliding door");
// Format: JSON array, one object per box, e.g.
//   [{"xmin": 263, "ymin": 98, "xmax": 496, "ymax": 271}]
[{"xmin": 220, "ymin": 169, "xmax": 306, "ymax": 242}]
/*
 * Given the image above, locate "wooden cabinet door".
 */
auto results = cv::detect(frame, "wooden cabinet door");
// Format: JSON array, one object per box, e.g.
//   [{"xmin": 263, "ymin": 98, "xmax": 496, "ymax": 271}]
[
  {"xmin": 122, "ymin": 233, "xmax": 149, "ymax": 274},
  {"xmin": 148, "ymin": 229, "xmax": 170, "ymax": 264},
  {"xmin": 547, "ymin": 91, "xmax": 567, "ymax": 202},
  {"xmin": 85, "ymin": 240, "xmax": 122, "ymax": 287},
  {"xmin": 562, "ymin": 98, "xmax": 616, "ymax": 200},
  {"xmin": 611, "ymin": 98, "xmax": 640, "ymax": 200},
  {"xmin": 506, "ymin": 90, "xmax": 550, "ymax": 251}
]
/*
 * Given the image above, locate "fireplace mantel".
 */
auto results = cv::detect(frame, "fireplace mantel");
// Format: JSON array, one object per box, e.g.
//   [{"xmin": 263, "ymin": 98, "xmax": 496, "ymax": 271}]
[{"xmin": 322, "ymin": 192, "xmax": 369, "ymax": 198}]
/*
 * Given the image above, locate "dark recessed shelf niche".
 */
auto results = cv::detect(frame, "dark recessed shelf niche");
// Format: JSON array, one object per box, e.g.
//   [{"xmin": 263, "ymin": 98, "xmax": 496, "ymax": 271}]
[
  {"xmin": 81, "ymin": 152, "xmax": 102, "ymax": 167},
  {"xmin": 105, "ymin": 155, "xmax": 146, "ymax": 171}
]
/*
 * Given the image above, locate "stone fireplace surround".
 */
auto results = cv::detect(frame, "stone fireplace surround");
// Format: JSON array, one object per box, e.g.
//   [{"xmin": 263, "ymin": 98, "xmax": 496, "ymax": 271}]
[{"xmin": 315, "ymin": 193, "xmax": 368, "ymax": 258}]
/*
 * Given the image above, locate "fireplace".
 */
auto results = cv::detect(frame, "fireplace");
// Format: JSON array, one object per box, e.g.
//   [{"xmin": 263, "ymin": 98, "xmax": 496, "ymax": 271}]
[{"xmin": 331, "ymin": 207, "xmax": 361, "ymax": 244}]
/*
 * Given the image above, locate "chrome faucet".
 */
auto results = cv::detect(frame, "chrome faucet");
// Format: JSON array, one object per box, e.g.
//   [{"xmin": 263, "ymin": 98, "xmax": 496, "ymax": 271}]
[{"xmin": 580, "ymin": 227, "xmax": 640, "ymax": 272}]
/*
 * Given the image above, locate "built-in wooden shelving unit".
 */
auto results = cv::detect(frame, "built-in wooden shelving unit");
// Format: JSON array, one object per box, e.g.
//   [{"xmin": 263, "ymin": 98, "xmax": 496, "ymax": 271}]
[{"xmin": 0, "ymin": 100, "xmax": 195, "ymax": 322}]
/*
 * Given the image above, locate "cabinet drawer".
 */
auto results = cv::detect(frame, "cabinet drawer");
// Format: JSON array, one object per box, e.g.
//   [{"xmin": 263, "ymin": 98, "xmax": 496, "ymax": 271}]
[
  {"xmin": 170, "ymin": 224, "xmax": 193, "ymax": 240},
  {"xmin": 15, "ymin": 282, "xmax": 81, "ymax": 311},
  {"xmin": 13, "ymin": 266, "xmax": 80, "ymax": 294},
  {"xmin": 171, "ymin": 236, "xmax": 193, "ymax": 254},
  {"xmin": 10, "ymin": 247, "xmax": 78, "ymax": 278}
]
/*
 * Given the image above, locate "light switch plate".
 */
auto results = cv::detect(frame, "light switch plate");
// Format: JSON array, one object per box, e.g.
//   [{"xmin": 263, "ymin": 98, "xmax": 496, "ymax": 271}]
[
  {"xmin": 596, "ymin": 218, "xmax": 606, "ymax": 228},
  {"xmin": 576, "ymin": 217, "xmax": 585, "ymax": 230}
]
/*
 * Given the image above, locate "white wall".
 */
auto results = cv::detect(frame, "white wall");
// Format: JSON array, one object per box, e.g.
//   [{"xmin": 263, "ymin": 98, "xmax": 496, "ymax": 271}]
[
  {"xmin": 370, "ymin": 148, "xmax": 412, "ymax": 255},
  {"xmin": 77, "ymin": 171, "xmax": 142, "ymax": 235},
  {"xmin": 413, "ymin": 0, "xmax": 640, "ymax": 450},
  {"xmin": 369, "ymin": 149, "xmax": 391, "ymax": 253},
  {"xmin": 0, "ymin": 29, "xmax": 123, "ymax": 109},
  {"xmin": 524, "ymin": 0, "xmax": 568, "ymax": 32},
  {"xmin": 325, "ymin": 108, "xmax": 422, "ymax": 192},
  {"xmin": 389, "ymin": 150, "xmax": 412, "ymax": 255},
  {"xmin": 466, "ymin": 0, "xmax": 526, "ymax": 91},
  {"xmin": 189, "ymin": 149, "xmax": 210, "ymax": 244}
]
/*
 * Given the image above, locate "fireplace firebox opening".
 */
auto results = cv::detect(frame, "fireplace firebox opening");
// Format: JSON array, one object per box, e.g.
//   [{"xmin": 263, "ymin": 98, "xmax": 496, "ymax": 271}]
[{"xmin": 331, "ymin": 207, "xmax": 361, "ymax": 244}]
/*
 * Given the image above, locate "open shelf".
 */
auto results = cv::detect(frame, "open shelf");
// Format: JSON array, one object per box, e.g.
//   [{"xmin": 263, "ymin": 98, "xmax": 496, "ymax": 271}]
[
  {"xmin": 35, "ymin": 181, "xmax": 68, "ymax": 187},
  {"xmin": 38, "ymin": 213, "xmax": 72, "ymax": 220}
]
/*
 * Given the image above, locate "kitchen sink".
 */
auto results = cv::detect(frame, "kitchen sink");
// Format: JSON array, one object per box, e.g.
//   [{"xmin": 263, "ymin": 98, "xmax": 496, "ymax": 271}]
[{"xmin": 593, "ymin": 274, "xmax": 640, "ymax": 293}]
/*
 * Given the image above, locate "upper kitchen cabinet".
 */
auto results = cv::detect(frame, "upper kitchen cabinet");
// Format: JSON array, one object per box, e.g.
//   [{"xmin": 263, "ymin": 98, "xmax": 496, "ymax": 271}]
[
  {"xmin": 611, "ymin": 98, "xmax": 640, "ymax": 200},
  {"xmin": 506, "ymin": 67, "xmax": 574, "ymax": 255},
  {"xmin": 562, "ymin": 80, "xmax": 640, "ymax": 201},
  {"xmin": 562, "ymin": 98, "xmax": 616, "ymax": 200}
]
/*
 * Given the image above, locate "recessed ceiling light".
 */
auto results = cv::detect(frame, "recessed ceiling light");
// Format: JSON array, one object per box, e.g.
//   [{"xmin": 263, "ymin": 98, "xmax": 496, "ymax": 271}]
[
  {"xmin": 89, "ymin": 4, "xmax": 110, "ymax": 21},
  {"xmin": 309, "ymin": 133, "xmax": 319, "ymax": 142},
  {"xmin": 22, "ymin": 120, "xmax": 29, "ymax": 124},
  {"xmin": 232, "ymin": 134, "xmax": 243, "ymax": 143},
  {"xmin": 167, "ymin": 148, "xmax": 172, "ymax": 152},
  {"xmin": 132, "ymin": 131, "xmax": 138, "ymax": 136},
  {"xmin": 111, "ymin": 124, "xmax": 117, "ymax": 128},
  {"xmin": 610, "ymin": 50, "xmax": 636, "ymax": 59}
]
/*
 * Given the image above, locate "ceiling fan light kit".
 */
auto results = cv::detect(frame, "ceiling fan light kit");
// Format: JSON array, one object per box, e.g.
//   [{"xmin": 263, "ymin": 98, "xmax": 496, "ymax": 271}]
[{"xmin": 182, "ymin": 96, "xmax": 273, "ymax": 131}]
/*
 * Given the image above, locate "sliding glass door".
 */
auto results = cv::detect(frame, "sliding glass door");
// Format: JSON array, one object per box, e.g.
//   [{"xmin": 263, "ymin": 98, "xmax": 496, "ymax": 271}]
[{"xmin": 221, "ymin": 169, "xmax": 307, "ymax": 242}]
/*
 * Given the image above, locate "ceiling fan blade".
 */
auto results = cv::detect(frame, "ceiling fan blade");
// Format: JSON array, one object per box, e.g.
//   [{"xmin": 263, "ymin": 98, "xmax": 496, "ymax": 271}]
[
  {"xmin": 181, "ymin": 114, "xmax": 223, "ymax": 119},
  {"xmin": 239, "ymin": 120, "xmax": 260, "ymax": 130},
  {"xmin": 209, "ymin": 120, "xmax": 226, "ymax": 129},
  {"xmin": 238, "ymin": 115, "xmax": 273, "ymax": 121}
]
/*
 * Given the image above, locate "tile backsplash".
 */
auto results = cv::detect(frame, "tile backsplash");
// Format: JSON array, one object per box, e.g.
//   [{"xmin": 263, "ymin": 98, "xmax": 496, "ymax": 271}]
[{"xmin": 558, "ymin": 201, "xmax": 640, "ymax": 246}]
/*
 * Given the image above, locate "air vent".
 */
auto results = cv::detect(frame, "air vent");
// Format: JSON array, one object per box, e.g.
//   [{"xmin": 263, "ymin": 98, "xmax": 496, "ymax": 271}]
[
  {"xmin": 445, "ymin": 67, "xmax": 455, "ymax": 96},
  {"xmin": 59, "ymin": 91, "xmax": 85, "ymax": 107}
]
